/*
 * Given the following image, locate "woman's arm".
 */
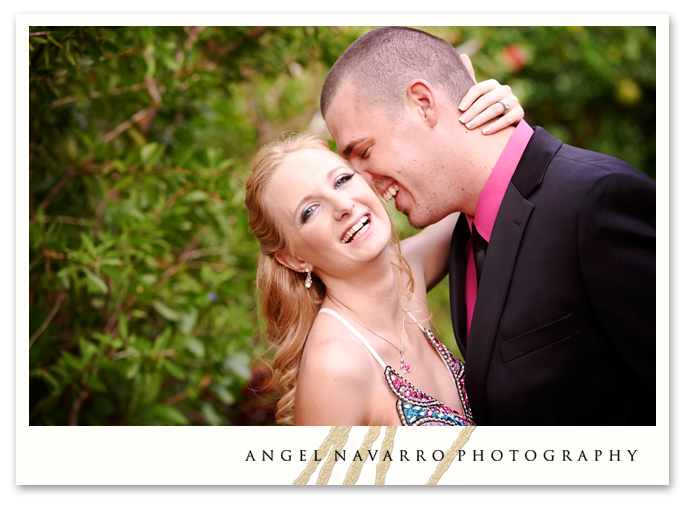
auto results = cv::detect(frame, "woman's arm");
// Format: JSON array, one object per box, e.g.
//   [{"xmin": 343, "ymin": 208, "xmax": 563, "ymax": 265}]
[{"xmin": 401, "ymin": 212, "xmax": 460, "ymax": 293}]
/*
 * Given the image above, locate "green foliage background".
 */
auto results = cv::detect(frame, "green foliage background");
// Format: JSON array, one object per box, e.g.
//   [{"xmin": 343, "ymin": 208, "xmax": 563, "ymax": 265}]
[{"xmin": 28, "ymin": 26, "xmax": 656, "ymax": 426}]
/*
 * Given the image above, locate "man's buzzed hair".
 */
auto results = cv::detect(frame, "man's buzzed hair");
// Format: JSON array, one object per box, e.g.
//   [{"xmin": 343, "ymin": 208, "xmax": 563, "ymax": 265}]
[{"xmin": 321, "ymin": 26, "xmax": 476, "ymax": 118}]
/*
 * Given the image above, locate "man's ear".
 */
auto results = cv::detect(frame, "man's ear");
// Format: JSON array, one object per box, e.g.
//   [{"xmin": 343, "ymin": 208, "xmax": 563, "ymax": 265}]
[
  {"xmin": 274, "ymin": 250, "xmax": 311, "ymax": 274},
  {"xmin": 407, "ymin": 80, "xmax": 438, "ymax": 127}
]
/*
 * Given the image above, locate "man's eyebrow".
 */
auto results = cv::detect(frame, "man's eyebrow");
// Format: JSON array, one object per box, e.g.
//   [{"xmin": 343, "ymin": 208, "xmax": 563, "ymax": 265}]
[{"xmin": 341, "ymin": 137, "xmax": 368, "ymax": 157}]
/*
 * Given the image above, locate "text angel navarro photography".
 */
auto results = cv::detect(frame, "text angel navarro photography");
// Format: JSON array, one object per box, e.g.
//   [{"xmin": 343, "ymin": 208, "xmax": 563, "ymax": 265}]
[{"xmin": 245, "ymin": 448, "xmax": 640, "ymax": 463}]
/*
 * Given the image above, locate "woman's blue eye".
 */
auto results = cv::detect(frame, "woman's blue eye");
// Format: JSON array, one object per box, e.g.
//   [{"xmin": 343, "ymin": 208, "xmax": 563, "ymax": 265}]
[
  {"xmin": 360, "ymin": 148, "xmax": 369, "ymax": 159},
  {"xmin": 301, "ymin": 172, "xmax": 355, "ymax": 223},
  {"xmin": 335, "ymin": 172, "xmax": 355, "ymax": 189},
  {"xmin": 301, "ymin": 205, "xmax": 317, "ymax": 224}
]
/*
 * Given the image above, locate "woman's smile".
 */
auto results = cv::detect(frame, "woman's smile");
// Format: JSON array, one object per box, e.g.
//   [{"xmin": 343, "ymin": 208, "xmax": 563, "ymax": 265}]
[{"xmin": 340, "ymin": 213, "xmax": 372, "ymax": 244}]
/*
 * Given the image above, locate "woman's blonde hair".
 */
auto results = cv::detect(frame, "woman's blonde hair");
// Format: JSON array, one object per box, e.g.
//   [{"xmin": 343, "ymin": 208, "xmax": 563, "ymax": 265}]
[{"xmin": 245, "ymin": 132, "xmax": 418, "ymax": 425}]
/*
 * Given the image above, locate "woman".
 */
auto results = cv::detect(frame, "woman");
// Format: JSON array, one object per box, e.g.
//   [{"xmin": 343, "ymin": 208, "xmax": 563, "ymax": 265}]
[{"xmin": 245, "ymin": 81, "xmax": 524, "ymax": 426}]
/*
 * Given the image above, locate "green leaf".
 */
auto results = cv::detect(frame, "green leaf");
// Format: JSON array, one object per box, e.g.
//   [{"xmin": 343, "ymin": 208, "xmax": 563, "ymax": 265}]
[
  {"xmin": 57, "ymin": 265, "xmax": 78, "ymax": 278},
  {"xmin": 126, "ymin": 206, "xmax": 145, "ymax": 221},
  {"xmin": 31, "ymin": 369, "xmax": 59, "ymax": 390},
  {"xmin": 118, "ymin": 314, "xmax": 128, "ymax": 340},
  {"xmin": 64, "ymin": 45, "xmax": 76, "ymax": 66},
  {"xmin": 88, "ymin": 373, "xmax": 108, "ymax": 393},
  {"xmin": 185, "ymin": 190, "xmax": 208, "ymax": 202},
  {"xmin": 200, "ymin": 403, "xmax": 223, "ymax": 426},
  {"xmin": 91, "ymin": 332, "xmax": 113, "ymax": 344},
  {"xmin": 152, "ymin": 327, "xmax": 172, "ymax": 354},
  {"xmin": 57, "ymin": 265, "xmax": 77, "ymax": 288},
  {"xmin": 140, "ymin": 142, "xmax": 159, "ymax": 164},
  {"xmin": 60, "ymin": 351, "xmax": 83, "ymax": 371},
  {"xmin": 144, "ymin": 43, "xmax": 157, "ymax": 77},
  {"xmin": 145, "ymin": 144, "xmax": 166, "ymax": 169},
  {"xmin": 140, "ymin": 274, "xmax": 158, "ymax": 284},
  {"xmin": 126, "ymin": 127, "xmax": 147, "ymax": 147},
  {"xmin": 162, "ymin": 359, "xmax": 186, "ymax": 380},
  {"xmin": 152, "ymin": 300, "xmax": 178, "ymax": 321},
  {"xmin": 47, "ymin": 34, "xmax": 63, "ymax": 49},
  {"xmin": 125, "ymin": 361, "xmax": 140, "ymax": 379},
  {"xmin": 217, "ymin": 158, "xmax": 235, "ymax": 170},
  {"xmin": 83, "ymin": 268, "xmax": 108, "ymax": 293},
  {"xmin": 150, "ymin": 404, "xmax": 189, "ymax": 426},
  {"xmin": 179, "ymin": 307, "xmax": 198, "ymax": 335},
  {"xmin": 224, "ymin": 353, "xmax": 250, "ymax": 381},
  {"xmin": 80, "ymin": 233, "xmax": 99, "ymax": 259},
  {"xmin": 78, "ymin": 338, "xmax": 99, "ymax": 363},
  {"xmin": 100, "ymin": 266, "xmax": 124, "ymax": 283},
  {"xmin": 183, "ymin": 335, "xmax": 205, "ymax": 358},
  {"xmin": 113, "ymin": 159, "xmax": 129, "ymax": 173},
  {"xmin": 100, "ymin": 258, "xmax": 123, "ymax": 266},
  {"xmin": 209, "ymin": 384, "xmax": 235, "ymax": 404}
]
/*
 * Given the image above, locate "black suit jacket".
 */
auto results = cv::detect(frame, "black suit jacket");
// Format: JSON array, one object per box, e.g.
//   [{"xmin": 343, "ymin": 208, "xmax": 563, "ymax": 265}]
[{"xmin": 449, "ymin": 127, "xmax": 656, "ymax": 426}]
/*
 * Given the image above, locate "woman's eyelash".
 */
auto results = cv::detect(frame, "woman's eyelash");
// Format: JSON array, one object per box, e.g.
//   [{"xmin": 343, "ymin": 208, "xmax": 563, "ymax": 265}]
[{"xmin": 335, "ymin": 172, "xmax": 355, "ymax": 188}]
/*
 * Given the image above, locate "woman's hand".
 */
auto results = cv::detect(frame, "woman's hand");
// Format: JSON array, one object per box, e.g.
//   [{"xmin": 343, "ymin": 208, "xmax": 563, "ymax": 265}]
[{"xmin": 457, "ymin": 53, "xmax": 524, "ymax": 135}]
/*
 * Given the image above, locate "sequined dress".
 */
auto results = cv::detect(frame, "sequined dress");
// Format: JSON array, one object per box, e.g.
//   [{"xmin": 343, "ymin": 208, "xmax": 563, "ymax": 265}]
[{"xmin": 318, "ymin": 308, "xmax": 475, "ymax": 426}]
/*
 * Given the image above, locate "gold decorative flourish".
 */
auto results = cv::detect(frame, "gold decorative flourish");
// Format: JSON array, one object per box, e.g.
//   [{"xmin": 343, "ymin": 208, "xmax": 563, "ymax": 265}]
[
  {"xmin": 343, "ymin": 426, "xmax": 381, "ymax": 485},
  {"xmin": 425, "ymin": 426, "xmax": 476, "ymax": 485},
  {"xmin": 316, "ymin": 426, "xmax": 351, "ymax": 485},
  {"xmin": 293, "ymin": 426, "xmax": 351, "ymax": 485},
  {"xmin": 375, "ymin": 426, "xmax": 397, "ymax": 485},
  {"xmin": 293, "ymin": 425, "xmax": 475, "ymax": 485}
]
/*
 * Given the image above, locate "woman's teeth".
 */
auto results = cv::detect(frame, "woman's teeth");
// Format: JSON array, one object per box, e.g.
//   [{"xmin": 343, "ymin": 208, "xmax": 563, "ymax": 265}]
[
  {"xmin": 341, "ymin": 216, "xmax": 370, "ymax": 243},
  {"xmin": 386, "ymin": 184, "xmax": 400, "ymax": 202}
]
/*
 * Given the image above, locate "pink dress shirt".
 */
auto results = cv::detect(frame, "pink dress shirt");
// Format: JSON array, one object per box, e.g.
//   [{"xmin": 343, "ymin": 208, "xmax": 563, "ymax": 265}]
[{"xmin": 464, "ymin": 120, "xmax": 534, "ymax": 339}]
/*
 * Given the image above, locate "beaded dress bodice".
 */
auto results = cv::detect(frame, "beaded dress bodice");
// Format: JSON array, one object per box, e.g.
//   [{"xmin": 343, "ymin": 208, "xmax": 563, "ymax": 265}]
[{"xmin": 318, "ymin": 308, "xmax": 475, "ymax": 427}]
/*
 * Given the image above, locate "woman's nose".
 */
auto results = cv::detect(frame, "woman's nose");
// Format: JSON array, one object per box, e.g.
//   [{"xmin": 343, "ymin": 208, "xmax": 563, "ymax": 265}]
[{"xmin": 332, "ymin": 196, "xmax": 354, "ymax": 220}]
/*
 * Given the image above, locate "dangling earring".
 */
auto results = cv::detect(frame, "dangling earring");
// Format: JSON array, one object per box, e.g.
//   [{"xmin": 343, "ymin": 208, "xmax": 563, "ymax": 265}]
[{"xmin": 304, "ymin": 268, "xmax": 312, "ymax": 289}]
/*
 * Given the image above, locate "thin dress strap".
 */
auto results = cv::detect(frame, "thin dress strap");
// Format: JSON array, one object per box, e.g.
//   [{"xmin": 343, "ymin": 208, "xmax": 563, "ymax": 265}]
[
  {"xmin": 318, "ymin": 308, "xmax": 387, "ymax": 369},
  {"xmin": 406, "ymin": 310, "xmax": 427, "ymax": 333},
  {"xmin": 404, "ymin": 310, "xmax": 458, "ymax": 387}
]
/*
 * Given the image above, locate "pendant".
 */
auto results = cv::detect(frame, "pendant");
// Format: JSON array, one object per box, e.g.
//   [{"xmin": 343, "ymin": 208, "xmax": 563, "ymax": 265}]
[{"xmin": 400, "ymin": 355, "xmax": 412, "ymax": 374}]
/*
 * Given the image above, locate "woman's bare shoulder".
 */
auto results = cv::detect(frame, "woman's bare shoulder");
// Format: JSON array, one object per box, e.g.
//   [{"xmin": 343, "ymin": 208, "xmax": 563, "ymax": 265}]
[
  {"xmin": 301, "ymin": 313, "xmax": 373, "ymax": 383},
  {"xmin": 294, "ymin": 312, "xmax": 374, "ymax": 425}
]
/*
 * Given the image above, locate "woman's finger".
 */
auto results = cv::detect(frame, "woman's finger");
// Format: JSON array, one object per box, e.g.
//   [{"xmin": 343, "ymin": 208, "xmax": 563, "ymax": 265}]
[
  {"xmin": 465, "ymin": 102, "xmax": 510, "ymax": 130},
  {"xmin": 481, "ymin": 105, "xmax": 525, "ymax": 135},
  {"xmin": 472, "ymin": 94, "xmax": 520, "ymax": 127},
  {"xmin": 460, "ymin": 84, "xmax": 512, "ymax": 124},
  {"xmin": 459, "ymin": 53, "xmax": 477, "ymax": 84},
  {"xmin": 459, "ymin": 79, "xmax": 499, "ymax": 112}
]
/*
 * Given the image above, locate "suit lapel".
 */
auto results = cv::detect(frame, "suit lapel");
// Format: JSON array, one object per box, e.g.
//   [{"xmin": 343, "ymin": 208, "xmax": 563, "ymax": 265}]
[
  {"xmin": 464, "ymin": 127, "xmax": 562, "ymax": 424},
  {"xmin": 465, "ymin": 185, "xmax": 534, "ymax": 423}
]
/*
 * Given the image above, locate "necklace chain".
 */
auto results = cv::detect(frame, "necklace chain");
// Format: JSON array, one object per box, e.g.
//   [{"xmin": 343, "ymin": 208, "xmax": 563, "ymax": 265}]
[{"xmin": 327, "ymin": 293, "xmax": 413, "ymax": 374}]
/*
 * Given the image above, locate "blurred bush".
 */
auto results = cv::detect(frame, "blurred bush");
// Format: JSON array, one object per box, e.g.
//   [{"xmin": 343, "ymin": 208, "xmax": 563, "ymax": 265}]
[{"xmin": 28, "ymin": 26, "xmax": 655, "ymax": 425}]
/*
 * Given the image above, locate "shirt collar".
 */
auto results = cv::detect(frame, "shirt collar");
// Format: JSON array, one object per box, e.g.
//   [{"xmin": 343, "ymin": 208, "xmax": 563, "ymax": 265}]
[{"xmin": 466, "ymin": 120, "xmax": 534, "ymax": 241}]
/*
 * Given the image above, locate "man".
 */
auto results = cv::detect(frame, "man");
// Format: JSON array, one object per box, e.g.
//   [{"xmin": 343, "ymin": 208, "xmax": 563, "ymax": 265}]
[{"xmin": 320, "ymin": 26, "xmax": 656, "ymax": 425}]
